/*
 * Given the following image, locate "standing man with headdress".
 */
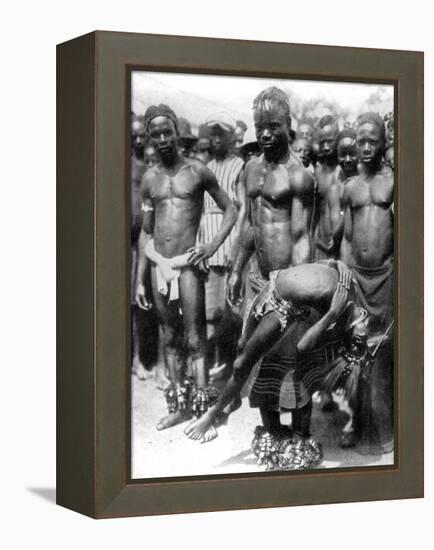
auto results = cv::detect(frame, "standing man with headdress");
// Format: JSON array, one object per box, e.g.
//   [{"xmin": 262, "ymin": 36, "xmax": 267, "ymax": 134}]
[
  {"xmin": 201, "ymin": 113, "xmax": 245, "ymax": 376},
  {"xmin": 227, "ymin": 86, "xmax": 315, "ymax": 440},
  {"xmin": 134, "ymin": 104, "xmax": 237, "ymax": 430},
  {"xmin": 341, "ymin": 112, "xmax": 394, "ymax": 452}
]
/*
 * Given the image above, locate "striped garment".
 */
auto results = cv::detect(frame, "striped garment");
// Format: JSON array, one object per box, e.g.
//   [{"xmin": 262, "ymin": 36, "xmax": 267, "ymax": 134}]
[
  {"xmin": 200, "ymin": 155, "xmax": 244, "ymax": 266},
  {"xmin": 249, "ymin": 313, "xmax": 316, "ymax": 412}
]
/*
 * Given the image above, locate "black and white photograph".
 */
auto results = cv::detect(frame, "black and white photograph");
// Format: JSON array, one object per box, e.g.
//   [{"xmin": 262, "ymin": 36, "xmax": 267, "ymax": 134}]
[{"xmin": 129, "ymin": 70, "xmax": 395, "ymax": 480}]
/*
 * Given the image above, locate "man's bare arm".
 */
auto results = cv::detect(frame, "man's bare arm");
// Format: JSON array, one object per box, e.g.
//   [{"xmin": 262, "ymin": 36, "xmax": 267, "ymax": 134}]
[
  {"xmin": 135, "ymin": 175, "xmax": 154, "ymax": 309},
  {"xmin": 291, "ymin": 168, "xmax": 315, "ymax": 266},
  {"xmin": 226, "ymin": 199, "xmax": 255, "ymax": 306},
  {"xmin": 340, "ymin": 182, "xmax": 354, "ymax": 265},
  {"xmin": 297, "ymin": 283, "xmax": 348, "ymax": 352},
  {"xmin": 228, "ymin": 169, "xmax": 246, "ymax": 264},
  {"xmin": 328, "ymin": 180, "xmax": 344, "ymax": 256}
]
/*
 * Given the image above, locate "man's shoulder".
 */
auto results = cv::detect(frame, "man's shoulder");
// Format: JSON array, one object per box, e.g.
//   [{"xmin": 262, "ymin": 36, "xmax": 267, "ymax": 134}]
[
  {"xmin": 290, "ymin": 164, "xmax": 315, "ymax": 193},
  {"xmin": 378, "ymin": 164, "xmax": 394, "ymax": 184},
  {"xmin": 245, "ymin": 155, "xmax": 262, "ymax": 174},
  {"xmin": 141, "ymin": 165, "xmax": 158, "ymax": 185},
  {"xmin": 184, "ymin": 157, "xmax": 204, "ymax": 170},
  {"xmin": 183, "ymin": 157, "xmax": 209, "ymax": 177}
]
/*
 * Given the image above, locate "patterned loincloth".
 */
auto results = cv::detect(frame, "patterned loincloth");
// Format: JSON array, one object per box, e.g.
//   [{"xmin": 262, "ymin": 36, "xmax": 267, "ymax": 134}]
[{"xmin": 251, "ymin": 270, "xmax": 309, "ymax": 331}]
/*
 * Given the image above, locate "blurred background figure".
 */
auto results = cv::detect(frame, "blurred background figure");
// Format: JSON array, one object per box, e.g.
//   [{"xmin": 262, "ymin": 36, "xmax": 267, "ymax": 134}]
[
  {"xmin": 297, "ymin": 121, "xmax": 314, "ymax": 141},
  {"xmin": 292, "ymin": 137, "xmax": 314, "ymax": 173},
  {"xmin": 336, "ymin": 128, "xmax": 358, "ymax": 179},
  {"xmin": 234, "ymin": 119, "xmax": 248, "ymax": 154},
  {"xmin": 201, "ymin": 112, "xmax": 245, "ymax": 380},
  {"xmin": 384, "ymin": 145, "xmax": 394, "ymax": 170},
  {"xmin": 143, "ymin": 140, "xmax": 158, "ymax": 170},
  {"xmin": 177, "ymin": 116, "xmax": 198, "ymax": 157},
  {"xmin": 131, "ymin": 117, "xmax": 159, "ymax": 380},
  {"xmin": 384, "ymin": 112, "xmax": 394, "ymax": 148}
]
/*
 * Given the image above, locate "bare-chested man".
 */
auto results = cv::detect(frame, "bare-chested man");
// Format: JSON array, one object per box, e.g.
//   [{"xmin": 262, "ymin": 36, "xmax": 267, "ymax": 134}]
[
  {"xmin": 312, "ymin": 115, "xmax": 344, "ymax": 261},
  {"xmin": 341, "ymin": 112, "xmax": 394, "ymax": 452},
  {"xmin": 135, "ymin": 104, "xmax": 237, "ymax": 430},
  {"xmin": 227, "ymin": 87, "xmax": 315, "ymax": 437}
]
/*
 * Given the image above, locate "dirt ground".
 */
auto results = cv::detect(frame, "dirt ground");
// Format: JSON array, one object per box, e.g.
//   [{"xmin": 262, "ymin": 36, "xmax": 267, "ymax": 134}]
[{"xmin": 131, "ymin": 375, "xmax": 393, "ymax": 479}]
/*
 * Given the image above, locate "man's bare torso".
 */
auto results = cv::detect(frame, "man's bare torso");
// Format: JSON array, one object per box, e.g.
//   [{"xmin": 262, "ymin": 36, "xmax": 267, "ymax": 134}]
[
  {"xmin": 314, "ymin": 163, "xmax": 343, "ymax": 246},
  {"xmin": 345, "ymin": 166, "xmax": 393, "ymax": 267},
  {"xmin": 245, "ymin": 154, "xmax": 309, "ymax": 277},
  {"xmin": 143, "ymin": 158, "xmax": 205, "ymax": 258}
]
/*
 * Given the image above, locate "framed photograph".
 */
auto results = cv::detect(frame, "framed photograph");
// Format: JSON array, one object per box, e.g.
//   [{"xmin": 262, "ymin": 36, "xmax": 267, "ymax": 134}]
[{"xmin": 57, "ymin": 31, "xmax": 423, "ymax": 518}]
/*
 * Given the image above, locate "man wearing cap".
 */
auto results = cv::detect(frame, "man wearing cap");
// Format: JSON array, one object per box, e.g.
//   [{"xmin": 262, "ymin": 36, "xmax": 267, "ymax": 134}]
[
  {"xmin": 201, "ymin": 112, "xmax": 245, "ymax": 375},
  {"xmin": 227, "ymin": 87, "xmax": 315, "ymax": 439},
  {"xmin": 177, "ymin": 117, "xmax": 198, "ymax": 158},
  {"xmin": 135, "ymin": 104, "xmax": 237, "ymax": 430},
  {"xmin": 341, "ymin": 112, "xmax": 394, "ymax": 452}
]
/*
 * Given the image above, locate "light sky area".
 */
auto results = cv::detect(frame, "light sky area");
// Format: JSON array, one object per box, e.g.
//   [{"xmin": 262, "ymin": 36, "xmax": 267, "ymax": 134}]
[{"xmin": 132, "ymin": 71, "xmax": 393, "ymax": 142}]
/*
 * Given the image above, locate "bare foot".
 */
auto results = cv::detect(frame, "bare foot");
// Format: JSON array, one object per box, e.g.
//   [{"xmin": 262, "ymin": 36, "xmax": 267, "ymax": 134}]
[
  {"xmin": 184, "ymin": 412, "xmax": 218, "ymax": 443},
  {"xmin": 132, "ymin": 360, "xmax": 153, "ymax": 381},
  {"xmin": 200, "ymin": 424, "xmax": 217, "ymax": 443},
  {"xmin": 156, "ymin": 409, "xmax": 189, "ymax": 431}
]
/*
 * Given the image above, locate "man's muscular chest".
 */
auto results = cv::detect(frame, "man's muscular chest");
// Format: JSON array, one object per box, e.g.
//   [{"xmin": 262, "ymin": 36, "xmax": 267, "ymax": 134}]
[
  {"xmin": 149, "ymin": 169, "xmax": 201, "ymax": 202},
  {"xmin": 350, "ymin": 176, "xmax": 393, "ymax": 210},
  {"xmin": 246, "ymin": 163, "xmax": 292, "ymax": 207}
]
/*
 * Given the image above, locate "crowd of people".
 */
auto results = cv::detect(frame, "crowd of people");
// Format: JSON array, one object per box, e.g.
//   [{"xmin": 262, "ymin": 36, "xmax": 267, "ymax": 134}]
[{"xmin": 130, "ymin": 85, "xmax": 394, "ymax": 471}]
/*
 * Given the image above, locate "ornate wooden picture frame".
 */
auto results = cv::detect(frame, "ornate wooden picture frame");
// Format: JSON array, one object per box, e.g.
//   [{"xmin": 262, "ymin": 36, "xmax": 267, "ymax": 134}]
[{"xmin": 57, "ymin": 31, "xmax": 423, "ymax": 518}]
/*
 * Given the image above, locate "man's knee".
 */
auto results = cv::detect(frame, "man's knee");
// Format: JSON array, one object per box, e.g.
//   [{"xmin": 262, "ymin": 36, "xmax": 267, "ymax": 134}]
[
  {"xmin": 237, "ymin": 336, "xmax": 247, "ymax": 354},
  {"xmin": 185, "ymin": 331, "xmax": 205, "ymax": 359},
  {"xmin": 161, "ymin": 325, "xmax": 177, "ymax": 349}
]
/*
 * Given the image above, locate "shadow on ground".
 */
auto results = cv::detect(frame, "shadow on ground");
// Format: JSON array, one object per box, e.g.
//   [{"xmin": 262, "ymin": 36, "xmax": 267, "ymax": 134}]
[{"xmin": 27, "ymin": 488, "xmax": 56, "ymax": 504}]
